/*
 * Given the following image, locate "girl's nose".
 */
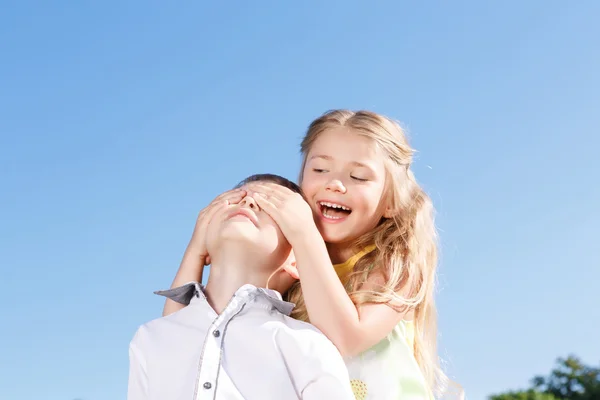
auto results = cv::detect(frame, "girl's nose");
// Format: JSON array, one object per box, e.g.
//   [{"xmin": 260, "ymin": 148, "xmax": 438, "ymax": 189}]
[{"xmin": 325, "ymin": 179, "xmax": 347, "ymax": 194}]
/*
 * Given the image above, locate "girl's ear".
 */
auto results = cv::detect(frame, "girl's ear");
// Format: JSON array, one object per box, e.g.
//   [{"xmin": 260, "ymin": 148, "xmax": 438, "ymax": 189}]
[
  {"xmin": 282, "ymin": 250, "xmax": 299, "ymax": 280},
  {"xmin": 380, "ymin": 190, "xmax": 396, "ymax": 219},
  {"xmin": 383, "ymin": 199, "xmax": 396, "ymax": 219},
  {"xmin": 383, "ymin": 207, "xmax": 394, "ymax": 219}
]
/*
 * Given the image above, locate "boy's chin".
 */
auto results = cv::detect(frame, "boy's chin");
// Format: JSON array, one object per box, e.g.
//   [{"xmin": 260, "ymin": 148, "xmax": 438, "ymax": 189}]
[
  {"xmin": 218, "ymin": 233, "xmax": 260, "ymax": 249},
  {"xmin": 218, "ymin": 223, "xmax": 257, "ymax": 240},
  {"xmin": 216, "ymin": 228, "xmax": 277, "ymax": 253}
]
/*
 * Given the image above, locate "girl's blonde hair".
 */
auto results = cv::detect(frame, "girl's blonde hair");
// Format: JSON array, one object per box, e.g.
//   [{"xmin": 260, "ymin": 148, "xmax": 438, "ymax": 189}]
[{"xmin": 286, "ymin": 109, "xmax": 457, "ymax": 398}]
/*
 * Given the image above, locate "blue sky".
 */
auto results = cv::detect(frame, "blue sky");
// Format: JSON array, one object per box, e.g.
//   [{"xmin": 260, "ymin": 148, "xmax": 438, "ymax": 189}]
[{"xmin": 1, "ymin": 1, "xmax": 598, "ymax": 399}]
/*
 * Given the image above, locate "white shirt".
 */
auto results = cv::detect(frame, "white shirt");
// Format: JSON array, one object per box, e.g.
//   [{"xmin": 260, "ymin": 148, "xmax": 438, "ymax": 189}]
[{"xmin": 127, "ymin": 282, "xmax": 354, "ymax": 400}]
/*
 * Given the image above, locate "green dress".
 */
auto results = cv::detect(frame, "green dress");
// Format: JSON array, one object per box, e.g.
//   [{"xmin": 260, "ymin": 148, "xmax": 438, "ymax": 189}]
[{"xmin": 334, "ymin": 247, "xmax": 434, "ymax": 400}]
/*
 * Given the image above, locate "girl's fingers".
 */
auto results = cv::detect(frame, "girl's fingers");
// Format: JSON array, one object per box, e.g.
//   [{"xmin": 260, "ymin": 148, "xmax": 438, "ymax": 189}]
[
  {"xmin": 197, "ymin": 199, "xmax": 226, "ymax": 227},
  {"xmin": 210, "ymin": 190, "xmax": 245, "ymax": 209},
  {"xmin": 261, "ymin": 192, "xmax": 283, "ymax": 207},
  {"xmin": 199, "ymin": 188, "xmax": 246, "ymax": 222},
  {"xmin": 252, "ymin": 183, "xmax": 292, "ymax": 196},
  {"xmin": 250, "ymin": 183, "xmax": 278, "ymax": 195},
  {"xmin": 216, "ymin": 188, "xmax": 246, "ymax": 203},
  {"xmin": 251, "ymin": 186, "xmax": 285, "ymax": 203},
  {"xmin": 204, "ymin": 199, "xmax": 229, "ymax": 222},
  {"xmin": 212, "ymin": 188, "xmax": 244, "ymax": 203},
  {"xmin": 224, "ymin": 192, "xmax": 246, "ymax": 205},
  {"xmin": 253, "ymin": 194, "xmax": 278, "ymax": 218},
  {"xmin": 247, "ymin": 183, "xmax": 272, "ymax": 195}
]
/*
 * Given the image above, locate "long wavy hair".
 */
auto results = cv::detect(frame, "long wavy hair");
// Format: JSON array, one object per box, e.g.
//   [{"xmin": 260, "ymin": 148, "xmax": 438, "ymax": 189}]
[{"xmin": 286, "ymin": 110, "xmax": 459, "ymax": 398}]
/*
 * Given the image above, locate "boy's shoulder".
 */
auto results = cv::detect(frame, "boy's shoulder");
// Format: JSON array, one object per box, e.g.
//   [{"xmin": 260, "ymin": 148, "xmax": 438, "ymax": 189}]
[
  {"xmin": 278, "ymin": 313, "xmax": 323, "ymax": 334},
  {"xmin": 130, "ymin": 304, "xmax": 198, "ymax": 347},
  {"xmin": 129, "ymin": 315, "xmax": 170, "ymax": 347},
  {"xmin": 270, "ymin": 313, "xmax": 340, "ymax": 355},
  {"xmin": 268, "ymin": 313, "xmax": 349, "ymax": 383}
]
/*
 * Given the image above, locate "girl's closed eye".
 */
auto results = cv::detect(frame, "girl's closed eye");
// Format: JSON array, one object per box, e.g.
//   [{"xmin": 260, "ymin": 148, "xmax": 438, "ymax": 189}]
[
  {"xmin": 350, "ymin": 175, "xmax": 369, "ymax": 182},
  {"xmin": 313, "ymin": 168, "xmax": 327, "ymax": 173}
]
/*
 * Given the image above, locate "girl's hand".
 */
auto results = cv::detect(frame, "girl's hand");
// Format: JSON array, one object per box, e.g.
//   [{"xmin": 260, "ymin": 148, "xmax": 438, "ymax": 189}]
[
  {"xmin": 250, "ymin": 183, "xmax": 317, "ymax": 243},
  {"xmin": 189, "ymin": 188, "xmax": 247, "ymax": 263}
]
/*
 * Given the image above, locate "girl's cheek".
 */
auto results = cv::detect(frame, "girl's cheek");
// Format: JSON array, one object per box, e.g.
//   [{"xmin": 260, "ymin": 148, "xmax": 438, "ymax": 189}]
[
  {"xmin": 299, "ymin": 182, "xmax": 313, "ymax": 197},
  {"xmin": 301, "ymin": 174, "xmax": 320, "ymax": 193}
]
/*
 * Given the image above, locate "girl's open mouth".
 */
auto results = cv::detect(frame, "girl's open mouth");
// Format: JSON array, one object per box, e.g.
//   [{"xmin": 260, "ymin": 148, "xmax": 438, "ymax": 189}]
[{"xmin": 318, "ymin": 201, "xmax": 352, "ymax": 220}]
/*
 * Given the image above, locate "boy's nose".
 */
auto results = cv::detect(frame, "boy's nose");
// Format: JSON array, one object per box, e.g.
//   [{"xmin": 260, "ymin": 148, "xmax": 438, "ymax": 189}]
[{"xmin": 239, "ymin": 195, "xmax": 258, "ymax": 209}]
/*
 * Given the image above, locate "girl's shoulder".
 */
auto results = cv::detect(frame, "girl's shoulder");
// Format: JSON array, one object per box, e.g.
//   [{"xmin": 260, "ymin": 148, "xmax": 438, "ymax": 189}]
[
  {"xmin": 396, "ymin": 318, "xmax": 416, "ymax": 348},
  {"xmin": 345, "ymin": 319, "xmax": 415, "ymax": 363},
  {"xmin": 370, "ymin": 318, "xmax": 415, "ymax": 352}
]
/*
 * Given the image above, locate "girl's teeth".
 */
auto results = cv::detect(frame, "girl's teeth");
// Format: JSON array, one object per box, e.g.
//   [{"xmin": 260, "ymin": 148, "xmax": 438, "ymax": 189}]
[
  {"xmin": 319, "ymin": 202, "xmax": 350, "ymax": 211},
  {"xmin": 322, "ymin": 208, "xmax": 344, "ymax": 219}
]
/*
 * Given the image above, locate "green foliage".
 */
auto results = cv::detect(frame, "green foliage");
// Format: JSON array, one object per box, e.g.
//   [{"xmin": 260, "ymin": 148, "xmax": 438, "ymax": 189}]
[
  {"xmin": 489, "ymin": 389, "xmax": 558, "ymax": 400},
  {"xmin": 532, "ymin": 355, "xmax": 600, "ymax": 400},
  {"xmin": 489, "ymin": 355, "xmax": 600, "ymax": 400}
]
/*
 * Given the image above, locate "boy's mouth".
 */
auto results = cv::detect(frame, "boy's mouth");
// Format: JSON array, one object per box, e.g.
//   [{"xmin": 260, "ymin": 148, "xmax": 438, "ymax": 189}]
[
  {"xmin": 318, "ymin": 201, "xmax": 352, "ymax": 221},
  {"xmin": 227, "ymin": 208, "xmax": 259, "ymax": 226}
]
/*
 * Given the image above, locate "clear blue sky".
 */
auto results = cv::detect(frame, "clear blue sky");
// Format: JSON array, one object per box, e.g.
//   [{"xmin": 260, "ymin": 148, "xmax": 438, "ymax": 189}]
[{"xmin": 1, "ymin": 1, "xmax": 598, "ymax": 399}]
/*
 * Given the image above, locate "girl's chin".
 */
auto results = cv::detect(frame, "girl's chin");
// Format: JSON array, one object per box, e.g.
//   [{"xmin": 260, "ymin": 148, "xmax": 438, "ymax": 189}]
[{"xmin": 321, "ymin": 232, "xmax": 355, "ymax": 247}]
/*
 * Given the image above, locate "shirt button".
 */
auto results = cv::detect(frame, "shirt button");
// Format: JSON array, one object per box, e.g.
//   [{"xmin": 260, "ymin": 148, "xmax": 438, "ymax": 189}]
[
  {"xmin": 213, "ymin": 330, "xmax": 220, "ymax": 337},
  {"xmin": 203, "ymin": 382, "xmax": 212, "ymax": 389}
]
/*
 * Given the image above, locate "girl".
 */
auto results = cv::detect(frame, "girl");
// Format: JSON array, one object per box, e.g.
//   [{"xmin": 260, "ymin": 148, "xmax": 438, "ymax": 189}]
[
  {"xmin": 250, "ymin": 110, "xmax": 458, "ymax": 400},
  {"xmin": 164, "ymin": 110, "xmax": 458, "ymax": 399}
]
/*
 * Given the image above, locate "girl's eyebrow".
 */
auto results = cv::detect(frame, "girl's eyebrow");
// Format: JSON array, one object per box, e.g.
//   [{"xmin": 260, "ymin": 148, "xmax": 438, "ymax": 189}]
[
  {"xmin": 310, "ymin": 154, "xmax": 376, "ymax": 172},
  {"xmin": 309, "ymin": 154, "xmax": 333, "ymax": 161}
]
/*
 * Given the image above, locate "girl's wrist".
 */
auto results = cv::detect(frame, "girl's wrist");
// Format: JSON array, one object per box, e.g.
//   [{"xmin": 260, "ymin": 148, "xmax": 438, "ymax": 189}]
[
  {"xmin": 185, "ymin": 236, "xmax": 205, "ymax": 254},
  {"xmin": 180, "ymin": 245, "xmax": 207, "ymax": 266},
  {"xmin": 293, "ymin": 225, "xmax": 327, "ymax": 254}
]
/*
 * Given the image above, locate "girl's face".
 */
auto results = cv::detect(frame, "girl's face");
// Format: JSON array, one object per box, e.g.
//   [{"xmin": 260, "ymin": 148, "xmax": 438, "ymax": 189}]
[{"xmin": 301, "ymin": 127, "xmax": 390, "ymax": 253}]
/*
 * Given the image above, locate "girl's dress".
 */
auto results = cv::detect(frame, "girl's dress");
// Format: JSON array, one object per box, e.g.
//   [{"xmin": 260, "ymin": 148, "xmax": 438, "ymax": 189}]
[{"xmin": 333, "ymin": 246, "xmax": 434, "ymax": 400}]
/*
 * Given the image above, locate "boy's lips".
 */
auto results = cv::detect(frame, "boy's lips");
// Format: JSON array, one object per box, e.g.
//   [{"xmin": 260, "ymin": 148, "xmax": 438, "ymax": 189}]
[{"xmin": 226, "ymin": 208, "xmax": 258, "ymax": 226}]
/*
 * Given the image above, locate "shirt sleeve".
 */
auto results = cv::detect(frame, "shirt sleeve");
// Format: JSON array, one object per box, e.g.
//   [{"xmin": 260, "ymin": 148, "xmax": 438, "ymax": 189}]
[
  {"xmin": 301, "ymin": 372, "xmax": 355, "ymax": 399},
  {"xmin": 275, "ymin": 327, "xmax": 355, "ymax": 399},
  {"xmin": 127, "ymin": 329, "xmax": 148, "ymax": 400},
  {"xmin": 300, "ymin": 339, "xmax": 355, "ymax": 400}
]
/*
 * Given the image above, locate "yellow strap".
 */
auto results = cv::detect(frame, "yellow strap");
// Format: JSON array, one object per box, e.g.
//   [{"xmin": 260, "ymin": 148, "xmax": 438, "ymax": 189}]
[{"xmin": 333, "ymin": 244, "xmax": 377, "ymax": 279}]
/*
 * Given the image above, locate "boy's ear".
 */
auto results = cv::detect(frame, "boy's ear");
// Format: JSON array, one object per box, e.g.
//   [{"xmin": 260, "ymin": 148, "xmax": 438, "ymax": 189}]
[{"xmin": 282, "ymin": 250, "xmax": 299, "ymax": 280}]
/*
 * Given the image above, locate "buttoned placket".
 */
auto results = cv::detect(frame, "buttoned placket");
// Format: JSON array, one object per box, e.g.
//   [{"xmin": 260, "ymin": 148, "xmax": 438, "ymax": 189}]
[{"xmin": 194, "ymin": 290, "xmax": 248, "ymax": 400}]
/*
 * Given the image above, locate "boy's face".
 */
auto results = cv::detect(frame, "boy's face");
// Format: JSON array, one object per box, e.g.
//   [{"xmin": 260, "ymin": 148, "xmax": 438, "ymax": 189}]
[{"xmin": 205, "ymin": 182, "xmax": 291, "ymax": 266}]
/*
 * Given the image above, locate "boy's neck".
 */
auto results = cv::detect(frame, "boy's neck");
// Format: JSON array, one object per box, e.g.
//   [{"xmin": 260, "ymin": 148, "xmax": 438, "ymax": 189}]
[{"xmin": 204, "ymin": 249, "xmax": 274, "ymax": 314}]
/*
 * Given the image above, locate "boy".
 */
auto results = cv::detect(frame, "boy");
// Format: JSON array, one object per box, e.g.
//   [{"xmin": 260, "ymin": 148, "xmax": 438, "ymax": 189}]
[{"xmin": 127, "ymin": 174, "xmax": 354, "ymax": 400}]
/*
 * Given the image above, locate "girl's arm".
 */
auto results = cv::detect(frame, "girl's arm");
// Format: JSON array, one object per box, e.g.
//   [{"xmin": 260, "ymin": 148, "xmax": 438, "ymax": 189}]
[
  {"xmin": 251, "ymin": 183, "xmax": 407, "ymax": 357},
  {"xmin": 293, "ymin": 227, "xmax": 406, "ymax": 357},
  {"xmin": 162, "ymin": 243, "xmax": 206, "ymax": 316},
  {"xmin": 162, "ymin": 188, "xmax": 246, "ymax": 317}
]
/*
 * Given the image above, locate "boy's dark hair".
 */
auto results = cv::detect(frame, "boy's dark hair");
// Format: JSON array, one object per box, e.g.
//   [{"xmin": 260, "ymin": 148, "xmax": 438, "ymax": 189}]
[{"xmin": 235, "ymin": 173, "xmax": 305, "ymax": 198}]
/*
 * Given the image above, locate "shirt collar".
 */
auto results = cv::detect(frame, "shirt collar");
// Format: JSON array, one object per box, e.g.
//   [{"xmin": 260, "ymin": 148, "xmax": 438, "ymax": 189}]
[{"xmin": 155, "ymin": 282, "xmax": 295, "ymax": 316}]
